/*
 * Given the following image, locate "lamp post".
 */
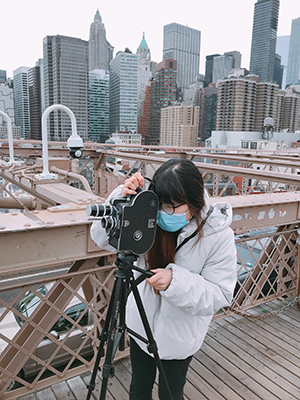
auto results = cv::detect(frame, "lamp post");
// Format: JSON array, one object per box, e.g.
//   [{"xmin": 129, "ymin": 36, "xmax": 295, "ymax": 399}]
[
  {"xmin": 0, "ymin": 111, "xmax": 14, "ymax": 165},
  {"xmin": 36, "ymin": 104, "xmax": 83, "ymax": 180}
]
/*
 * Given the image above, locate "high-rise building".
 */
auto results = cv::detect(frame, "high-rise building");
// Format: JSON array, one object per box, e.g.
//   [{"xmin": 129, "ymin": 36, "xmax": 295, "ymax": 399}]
[
  {"xmin": 204, "ymin": 54, "xmax": 220, "ymax": 87},
  {"xmin": 273, "ymin": 53, "xmax": 283, "ymax": 88},
  {"xmin": 224, "ymin": 51, "xmax": 242, "ymax": 69},
  {"xmin": 149, "ymin": 59, "xmax": 177, "ymax": 145},
  {"xmin": 199, "ymin": 86, "xmax": 218, "ymax": 142},
  {"xmin": 249, "ymin": 0, "xmax": 280, "ymax": 82},
  {"xmin": 216, "ymin": 75, "xmax": 258, "ymax": 132},
  {"xmin": 13, "ymin": 66, "xmax": 30, "ymax": 138},
  {"xmin": 136, "ymin": 32, "xmax": 152, "ymax": 127},
  {"xmin": 275, "ymin": 89, "xmax": 285, "ymax": 131},
  {"xmin": 183, "ymin": 76, "xmax": 203, "ymax": 107},
  {"xmin": 0, "ymin": 82, "xmax": 14, "ymax": 124},
  {"xmin": 254, "ymin": 81, "xmax": 279, "ymax": 131},
  {"xmin": 0, "ymin": 70, "xmax": 7, "ymax": 83},
  {"xmin": 138, "ymin": 82, "xmax": 152, "ymax": 144},
  {"xmin": 216, "ymin": 74, "xmax": 280, "ymax": 133},
  {"xmin": 89, "ymin": 9, "xmax": 114, "ymax": 71},
  {"xmin": 276, "ymin": 35, "xmax": 290, "ymax": 88},
  {"xmin": 109, "ymin": 49, "xmax": 138, "ymax": 134},
  {"xmin": 280, "ymin": 86, "xmax": 300, "ymax": 132},
  {"xmin": 163, "ymin": 23, "xmax": 201, "ymax": 91},
  {"xmin": 286, "ymin": 17, "xmax": 300, "ymax": 86},
  {"xmin": 212, "ymin": 55, "xmax": 233, "ymax": 83},
  {"xmin": 89, "ymin": 69, "xmax": 110, "ymax": 143},
  {"xmin": 160, "ymin": 104, "xmax": 199, "ymax": 147},
  {"xmin": 43, "ymin": 35, "xmax": 89, "ymax": 141},
  {"xmin": 28, "ymin": 59, "xmax": 44, "ymax": 140}
]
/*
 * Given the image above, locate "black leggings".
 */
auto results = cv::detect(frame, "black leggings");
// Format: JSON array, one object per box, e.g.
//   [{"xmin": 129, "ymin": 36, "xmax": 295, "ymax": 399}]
[{"xmin": 129, "ymin": 338, "xmax": 192, "ymax": 400}]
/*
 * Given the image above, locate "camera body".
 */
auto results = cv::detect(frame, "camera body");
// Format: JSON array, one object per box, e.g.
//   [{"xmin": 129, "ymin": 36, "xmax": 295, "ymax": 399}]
[
  {"xmin": 67, "ymin": 136, "xmax": 83, "ymax": 158},
  {"xmin": 86, "ymin": 189, "xmax": 159, "ymax": 255}
]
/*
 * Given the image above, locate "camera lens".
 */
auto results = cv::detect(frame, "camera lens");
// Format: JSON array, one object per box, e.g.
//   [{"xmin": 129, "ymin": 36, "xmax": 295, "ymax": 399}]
[
  {"xmin": 101, "ymin": 216, "xmax": 117, "ymax": 230},
  {"xmin": 86, "ymin": 204, "xmax": 114, "ymax": 217}
]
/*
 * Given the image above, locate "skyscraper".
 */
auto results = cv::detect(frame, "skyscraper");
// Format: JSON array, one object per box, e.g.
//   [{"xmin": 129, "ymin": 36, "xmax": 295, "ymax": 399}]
[
  {"xmin": 109, "ymin": 49, "xmax": 138, "ymax": 134},
  {"xmin": 0, "ymin": 70, "xmax": 6, "ymax": 83},
  {"xmin": 224, "ymin": 51, "xmax": 242, "ymax": 70},
  {"xmin": 254, "ymin": 81, "xmax": 279, "ymax": 131},
  {"xmin": 13, "ymin": 66, "xmax": 30, "ymax": 138},
  {"xmin": 216, "ymin": 74, "xmax": 280, "ymax": 133},
  {"xmin": 212, "ymin": 55, "xmax": 233, "ymax": 83},
  {"xmin": 28, "ymin": 59, "xmax": 44, "ymax": 140},
  {"xmin": 0, "ymin": 78, "xmax": 14, "ymax": 125},
  {"xmin": 286, "ymin": 17, "xmax": 300, "ymax": 86},
  {"xmin": 273, "ymin": 53, "xmax": 283, "ymax": 88},
  {"xmin": 89, "ymin": 69, "xmax": 110, "ymax": 143},
  {"xmin": 43, "ymin": 35, "xmax": 89, "ymax": 141},
  {"xmin": 216, "ymin": 75, "xmax": 258, "ymax": 132},
  {"xmin": 138, "ymin": 82, "xmax": 152, "ymax": 144},
  {"xmin": 160, "ymin": 104, "xmax": 199, "ymax": 147},
  {"xmin": 163, "ymin": 23, "xmax": 201, "ymax": 91},
  {"xmin": 249, "ymin": 0, "xmax": 280, "ymax": 82},
  {"xmin": 199, "ymin": 86, "xmax": 218, "ymax": 142},
  {"xmin": 149, "ymin": 59, "xmax": 177, "ymax": 145},
  {"xmin": 280, "ymin": 87, "xmax": 300, "ymax": 133},
  {"xmin": 276, "ymin": 35, "xmax": 290, "ymax": 88},
  {"xmin": 89, "ymin": 9, "xmax": 114, "ymax": 71},
  {"xmin": 136, "ymin": 32, "xmax": 152, "ymax": 126},
  {"xmin": 204, "ymin": 54, "xmax": 220, "ymax": 87}
]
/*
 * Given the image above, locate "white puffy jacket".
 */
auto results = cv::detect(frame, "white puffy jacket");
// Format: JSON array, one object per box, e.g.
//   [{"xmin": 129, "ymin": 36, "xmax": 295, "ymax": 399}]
[{"xmin": 90, "ymin": 186, "xmax": 237, "ymax": 360}]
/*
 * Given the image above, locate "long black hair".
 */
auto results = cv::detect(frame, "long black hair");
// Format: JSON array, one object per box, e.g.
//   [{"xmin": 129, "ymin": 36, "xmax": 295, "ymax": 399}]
[{"xmin": 147, "ymin": 158, "xmax": 205, "ymax": 270}]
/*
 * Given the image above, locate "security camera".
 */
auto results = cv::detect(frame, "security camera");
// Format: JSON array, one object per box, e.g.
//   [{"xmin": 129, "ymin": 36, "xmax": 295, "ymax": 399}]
[{"xmin": 67, "ymin": 136, "xmax": 83, "ymax": 158}]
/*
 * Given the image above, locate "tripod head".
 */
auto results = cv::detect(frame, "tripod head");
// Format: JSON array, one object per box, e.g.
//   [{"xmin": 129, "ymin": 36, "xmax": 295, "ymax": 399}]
[{"xmin": 114, "ymin": 252, "xmax": 154, "ymax": 282}]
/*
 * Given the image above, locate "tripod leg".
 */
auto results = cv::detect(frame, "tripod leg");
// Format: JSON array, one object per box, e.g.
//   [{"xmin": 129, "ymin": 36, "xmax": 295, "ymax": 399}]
[
  {"xmin": 129, "ymin": 281, "xmax": 174, "ymax": 400},
  {"xmin": 86, "ymin": 274, "xmax": 123, "ymax": 400},
  {"xmin": 99, "ymin": 275, "xmax": 124, "ymax": 400}
]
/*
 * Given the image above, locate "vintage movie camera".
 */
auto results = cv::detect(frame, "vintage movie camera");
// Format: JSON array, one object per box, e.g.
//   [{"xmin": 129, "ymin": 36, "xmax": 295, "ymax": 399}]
[{"xmin": 86, "ymin": 189, "xmax": 159, "ymax": 255}]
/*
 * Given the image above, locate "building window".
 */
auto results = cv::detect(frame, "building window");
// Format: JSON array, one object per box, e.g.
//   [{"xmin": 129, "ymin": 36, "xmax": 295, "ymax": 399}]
[
  {"xmin": 250, "ymin": 142, "xmax": 257, "ymax": 149},
  {"xmin": 241, "ymin": 142, "xmax": 249, "ymax": 149}
]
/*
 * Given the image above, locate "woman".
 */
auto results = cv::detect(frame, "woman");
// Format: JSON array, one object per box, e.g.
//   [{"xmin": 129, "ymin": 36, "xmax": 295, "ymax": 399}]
[{"xmin": 91, "ymin": 158, "xmax": 237, "ymax": 400}]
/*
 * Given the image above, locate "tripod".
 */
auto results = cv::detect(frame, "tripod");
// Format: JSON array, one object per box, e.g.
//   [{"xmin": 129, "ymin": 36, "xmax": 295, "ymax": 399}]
[{"xmin": 86, "ymin": 251, "xmax": 174, "ymax": 400}]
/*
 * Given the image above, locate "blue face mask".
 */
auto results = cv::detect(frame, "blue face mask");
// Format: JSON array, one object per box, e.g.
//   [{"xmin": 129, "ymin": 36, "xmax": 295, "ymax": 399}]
[{"xmin": 157, "ymin": 210, "xmax": 190, "ymax": 232}]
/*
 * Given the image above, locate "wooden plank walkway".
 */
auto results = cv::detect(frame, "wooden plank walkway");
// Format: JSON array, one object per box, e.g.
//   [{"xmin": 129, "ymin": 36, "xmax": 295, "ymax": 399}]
[{"xmin": 17, "ymin": 298, "xmax": 300, "ymax": 400}]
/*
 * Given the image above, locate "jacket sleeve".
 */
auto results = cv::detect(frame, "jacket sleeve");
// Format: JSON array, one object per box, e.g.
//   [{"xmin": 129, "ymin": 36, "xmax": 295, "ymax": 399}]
[
  {"xmin": 90, "ymin": 185, "xmax": 123, "ymax": 251},
  {"xmin": 160, "ymin": 227, "xmax": 237, "ymax": 317}
]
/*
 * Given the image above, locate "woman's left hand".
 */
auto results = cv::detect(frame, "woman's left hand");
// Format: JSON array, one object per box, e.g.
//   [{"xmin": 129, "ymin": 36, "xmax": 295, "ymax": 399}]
[{"xmin": 146, "ymin": 269, "xmax": 172, "ymax": 292}]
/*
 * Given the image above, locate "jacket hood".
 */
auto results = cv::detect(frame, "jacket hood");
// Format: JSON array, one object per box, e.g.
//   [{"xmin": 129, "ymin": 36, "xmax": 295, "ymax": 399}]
[{"xmin": 178, "ymin": 190, "xmax": 233, "ymax": 241}]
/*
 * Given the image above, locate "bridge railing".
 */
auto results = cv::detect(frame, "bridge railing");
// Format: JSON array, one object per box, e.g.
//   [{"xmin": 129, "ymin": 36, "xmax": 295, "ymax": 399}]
[{"xmin": 0, "ymin": 144, "xmax": 299, "ymax": 398}]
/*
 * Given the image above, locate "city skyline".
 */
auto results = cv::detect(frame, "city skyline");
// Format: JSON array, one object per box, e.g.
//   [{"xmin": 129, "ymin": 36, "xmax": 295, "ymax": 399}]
[{"xmin": 1, "ymin": 0, "xmax": 299, "ymax": 79}]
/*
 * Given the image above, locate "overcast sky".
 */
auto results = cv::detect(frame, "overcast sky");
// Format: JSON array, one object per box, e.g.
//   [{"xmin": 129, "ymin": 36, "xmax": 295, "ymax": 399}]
[{"xmin": 1, "ymin": 0, "xmax": 298, "ymax": 78}]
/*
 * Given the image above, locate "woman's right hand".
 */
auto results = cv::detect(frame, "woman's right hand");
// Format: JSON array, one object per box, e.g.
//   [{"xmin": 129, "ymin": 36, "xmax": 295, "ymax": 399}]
[{"xmin": 121, "ymin": 172, "xmax": 145, "ymax": 197}]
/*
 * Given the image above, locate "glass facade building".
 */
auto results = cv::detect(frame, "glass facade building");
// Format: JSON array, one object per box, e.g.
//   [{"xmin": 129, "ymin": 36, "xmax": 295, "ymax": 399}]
[
  {"xmin": 109, "ymin": 50, "xmax": 138, "ymax": 134},
  {"xmin": 13, "ymin": 66, "xmax": 30, "ymax": 138},
  {"xmin": 43, "ymin": 35, "xmax": 89, "ymax": 141},
  {"xmin": 286, "ymin": 17, "xmax": 300, "ymax": 86},
  {"xmin": 249, "ymin": 0, "xmax": 279, "ymax": 82},
  {"xmin": 89, "ymin": 69, "xmax": 110, "ymax": 143},
  {"xmin": 163, "ymin": 23, "xmax": 201, "ymax": 91},
  {"xmin": 276, "ymin": 36, "xmax": 290, "ymax": 89},
  {"xmin": 212, "ymin": 55, "xmax": 233, "ymax": 83},
  {"xmin": 28, "ymin": 60, "xmax": 44, "ymax": 140}
]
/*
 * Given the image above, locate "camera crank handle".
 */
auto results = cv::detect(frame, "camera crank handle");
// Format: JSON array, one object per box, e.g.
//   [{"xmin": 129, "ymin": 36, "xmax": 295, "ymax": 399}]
[{"xmin": 132, "ymin": 265, "xmax": 155, "ymax": 278}]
